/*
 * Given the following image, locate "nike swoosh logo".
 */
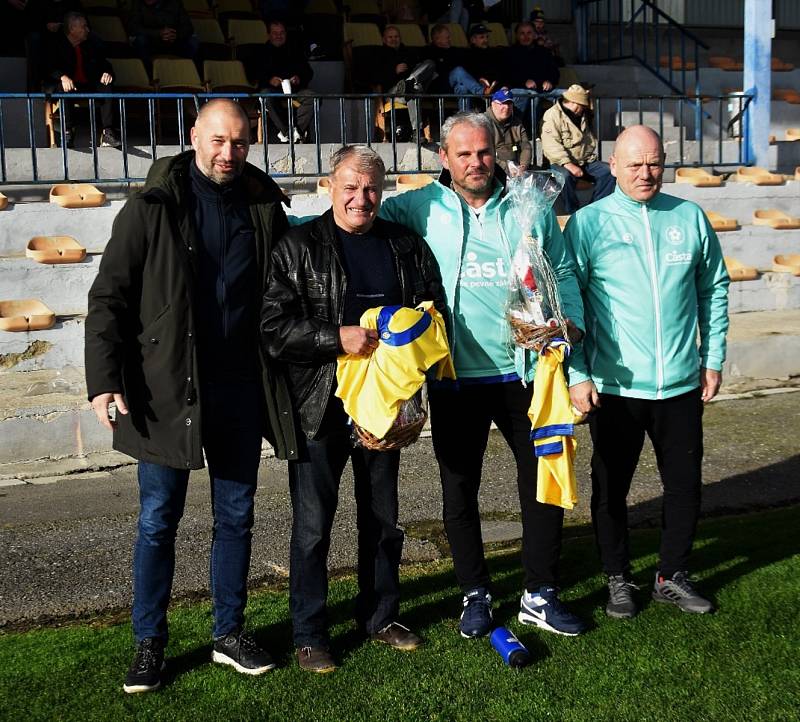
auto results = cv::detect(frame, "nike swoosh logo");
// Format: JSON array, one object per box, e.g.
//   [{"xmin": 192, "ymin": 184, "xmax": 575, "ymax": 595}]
[{"xmin": 527, "ymin": 608, "xmax": 547, "ymax": 620}]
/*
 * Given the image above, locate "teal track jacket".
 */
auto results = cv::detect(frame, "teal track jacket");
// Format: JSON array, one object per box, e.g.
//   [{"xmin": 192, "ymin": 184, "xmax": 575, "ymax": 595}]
[{"xmin": 564, "ymin": 185, "xmax": 730, "ymax": 400}]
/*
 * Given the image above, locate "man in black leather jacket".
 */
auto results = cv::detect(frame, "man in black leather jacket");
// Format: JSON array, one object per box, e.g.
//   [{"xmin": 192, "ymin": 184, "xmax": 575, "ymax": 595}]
[{"xmin": 261, "ymin": 146, "xmax": 445, "ymax": 673}]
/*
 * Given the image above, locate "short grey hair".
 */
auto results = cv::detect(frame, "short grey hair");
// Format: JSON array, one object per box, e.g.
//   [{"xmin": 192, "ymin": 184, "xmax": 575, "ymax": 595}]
[
  {"xmin": 440, "ymin": 112, "xmax": 494, "ymax": 152},
  {"xmin": 329, "ymin": 145, "xmax": 386, "ymax": 178}
]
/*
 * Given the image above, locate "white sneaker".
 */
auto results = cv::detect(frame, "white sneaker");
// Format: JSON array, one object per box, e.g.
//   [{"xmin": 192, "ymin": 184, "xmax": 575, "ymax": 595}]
[
  {"xmin": 277, "ymin": 131, "xmax": 289, "ymax": 143},
  {"xmin": 292, "ymin": 129, "xmax": 303, "ymax": 143}
]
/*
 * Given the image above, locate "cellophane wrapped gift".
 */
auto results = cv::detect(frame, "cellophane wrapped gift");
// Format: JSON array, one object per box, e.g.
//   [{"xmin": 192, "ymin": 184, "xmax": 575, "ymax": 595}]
[{"xmin": 504, "ymin": 167, "xmax": 569, "ymax": 351}]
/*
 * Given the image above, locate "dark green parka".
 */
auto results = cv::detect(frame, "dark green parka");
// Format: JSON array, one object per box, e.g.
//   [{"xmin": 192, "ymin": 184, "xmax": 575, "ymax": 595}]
[{"xmin": 85, "ymin": 151, "xmax": 298, "ymax": 469}]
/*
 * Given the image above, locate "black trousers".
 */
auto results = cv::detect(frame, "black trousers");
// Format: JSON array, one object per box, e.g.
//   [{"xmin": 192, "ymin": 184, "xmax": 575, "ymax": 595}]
[
  {"xmin": 59, "ymin": 81, "xmax": 116, "ymax": 132},
  {"xmin": 589, "ymin": 388, "xmax": 704, "ymax": 578},
  {"xmin": 429, "ymin": 381, "xmax": 565, "ymax": 592},
  {"xmin": 264, "ymin": 89, "xmax": 315, "ymax": 136}
]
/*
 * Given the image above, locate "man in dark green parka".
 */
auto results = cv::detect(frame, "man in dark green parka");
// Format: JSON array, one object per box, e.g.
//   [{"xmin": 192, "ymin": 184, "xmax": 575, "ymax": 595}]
[{"xmin": 85, "ymin": 99, "xmax": 296, "ymax": 694}]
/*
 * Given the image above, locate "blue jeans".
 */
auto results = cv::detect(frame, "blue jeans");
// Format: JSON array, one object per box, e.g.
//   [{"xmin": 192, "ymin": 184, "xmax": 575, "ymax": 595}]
[
  {"xmin": 550, "ymin": 160, "xmax": 616, "ymax": 214},
  {"xmin": 449, "ymin": 66, "xmax": 485, "ymax": 110},
  {"xmin": 132, "ymin": 380, "xmax": 262, "ymax": 642},
  {"xmin": 289, "ymin": 401, "xmax": 403, "ymax": 647},
  {"xmin": 509, "ymin": 88, "xmax": 563, "ymax": 118}
]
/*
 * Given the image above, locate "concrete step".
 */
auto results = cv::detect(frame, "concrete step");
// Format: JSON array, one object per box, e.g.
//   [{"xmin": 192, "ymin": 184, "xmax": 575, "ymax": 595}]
[
  {"xmin": 1, "ymin": 310, "xmax": 798, "ymax": 467},
  {"xmin": 0, "ymin": 317, "xmax": 85, "ymax": 372},
  {"xmin": 727, "ymin": 272, "xmax": 800, "ymax": 313},
  {"xmin": 0, "ymin": 255, "xmax": 101, "ymax": 315},
  {"xmin": 665, "ymin": 179, "xmax": 800, "ymax": 217}
]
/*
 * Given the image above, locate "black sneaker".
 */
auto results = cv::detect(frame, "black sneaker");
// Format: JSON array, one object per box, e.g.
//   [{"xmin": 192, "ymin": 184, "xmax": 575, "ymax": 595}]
[
  {"xmin": 123, "ymin": 637, "xmax": 165, "ymax": 694},
  {"xmin": 652, "ymin": 571, "xmax": 715, "ymax": 614},
  {"xmin": 212, "ymin": 630, "xmax": 276, "ymax": 675},
  {"xmin": 606, "ymin": 574, "xmax": 640, "ymax": 619},
  {"xmin": 100, "ymin": 128, "xmax": 121, "ymax": 148},
  {"xmin": 459, "ymin": 587, "xmax": 493, "ymax": 638}
]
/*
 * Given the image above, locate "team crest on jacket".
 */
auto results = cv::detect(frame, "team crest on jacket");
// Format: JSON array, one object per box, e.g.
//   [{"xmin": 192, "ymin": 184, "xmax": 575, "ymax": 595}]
[{"xmin": 666, "ymin": 226, "xmax": 684, "ymax": 245}]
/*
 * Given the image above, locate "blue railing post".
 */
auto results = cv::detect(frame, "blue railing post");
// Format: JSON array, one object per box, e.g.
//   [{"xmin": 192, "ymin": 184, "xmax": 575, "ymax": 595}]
[{"xmin": 743, "ymin": 0, "xmax": 773, "ymax": 167}]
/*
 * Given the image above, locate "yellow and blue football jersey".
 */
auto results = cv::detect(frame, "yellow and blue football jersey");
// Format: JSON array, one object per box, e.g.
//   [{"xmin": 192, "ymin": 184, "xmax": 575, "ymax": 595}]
[{"xmin": 336, "ymin": 302, "xmax": 455, "ymax": 439}]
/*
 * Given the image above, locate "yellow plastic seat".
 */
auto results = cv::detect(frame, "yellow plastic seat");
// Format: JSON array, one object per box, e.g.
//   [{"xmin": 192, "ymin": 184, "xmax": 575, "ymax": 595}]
[
  {"xmin": 0, "ymin": 192, "xmax": 7, "ymax": 210},
  {"xmin": 752, "ymin": 209, "xmax": 800, "ymax": 229},
  {"xmin": 153, "ymin": 58, "xmax": 204, "ymax": 92},
  {"xmin": 772, "ymin": 57, "xmax": 794, "ymax": 71},
  {"xmin": 183, "ymin": 0, "xmax": 214, "ymax": 18},
  {"xmin": 109, "ymin": 58, "xmax": 152, "ymax": 90},
  {"xmin": 704, "ymin": 210, "xmax": 738, "ymax": 232},
  {"xmin": 396, "ymin": 174, "xmax": 434, "ymax": 193},
  {"xmin": 26, "ymin": 236, "xmax": 87, "ymax": 264},
  {"xmin": 486, "ymin": 23, "xmax": 509, "ymax": 47},
  {"xmin": 708, "ymin": 56, "xmax": 742, "ymax": 71},
  {"xmin": 204, "ymin": 60, "xmax": 254, "ymax": 92},
  {"xmin": 772, "ymin": 88, "xmax": 800, "ymax": 103},
  {"xmin": 193, "ymin": 18, "xmax": 230, "ymax": 57},
  {"xmin": 306, "ymin": 0, "xmax": 338, "ymax": 13},
  {"xmin": 395, "ymin": 23, "xmax": 427, "ymax": 48},
  {"xmin": 49, "ymin": 184, "xmax": 106, "ymax": 208},
  {"xmin": 216, "ymin": 0, "xmax": 258, "ymax": 21},
  {"xmin": 675, "ymin": 168, "xmax": 722, "ymax": 187},
  {"xmin": 659, "ymin": 55, "xmax": 696, "ymax": 71},
  {"xmin": 344, "ymin": 22, "xmax": 383, "ymax": 48},
  {"xmin": 786, "ymin": 128, "xmax": 800, "ymax": 141},
  {"xmin": 734, "ymin": 167, "xmax": 785, "ymax": 185},
  {"xmin": 89, "ymin": 15, "xmax": 129, "ymax": 44},
  {"xmin": 724, "ymin": 257, "xmax": 758, "ymax": 282},
  {"xmin": 0, "ymin": 299, "xmax": 56, "ymax": 332},
  {"xmin": 227, "ymin": 18, "xmax": 268, "ymax": 46},
  {"xmin": 773, "ymin": 254, "xmax": 800, "ymax": 275}
]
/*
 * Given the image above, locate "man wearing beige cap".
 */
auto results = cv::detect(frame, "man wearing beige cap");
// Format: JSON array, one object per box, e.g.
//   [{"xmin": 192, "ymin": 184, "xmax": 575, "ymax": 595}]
[{"xmin": 541, "ymin": 84, "xmax": 615, "ymax": 213}]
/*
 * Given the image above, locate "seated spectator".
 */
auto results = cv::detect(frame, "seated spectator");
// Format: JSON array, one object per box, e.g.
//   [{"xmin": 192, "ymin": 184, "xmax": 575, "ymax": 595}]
[
  {"xmin": 46, "ymin": 11, "xmax": 120, "ymax": 148},
  {"xmin": 25, "ymin": 0, "xmax": 83, "ymax": 84},
  {"xmin": 258, "ymin": 20, "xmax": 314, "ymax": 143},
  {"xmin": 502, "ymin": 21, "xmax": 560, "ymax": 117},
  {"xmin": 484, "ymin": 88, "xmax": 531, "ymax": 174},
  {"xmin": 421, "ymin": 23, "xmax": 464, "ymax": 95},
  {"xmin": 127, "ymin": 0, "xmax": 199, "ymax": 69},
  {"xmin": 448, "ymin": 23, "xmax": 500, "ymax": 102},
  {"xmin": 541, "ymin": 84, "xmax": 614, "ymax": 213},
  {"xmin": 530, "ymin": 8, "xmax": 562, "ymax": 64}
]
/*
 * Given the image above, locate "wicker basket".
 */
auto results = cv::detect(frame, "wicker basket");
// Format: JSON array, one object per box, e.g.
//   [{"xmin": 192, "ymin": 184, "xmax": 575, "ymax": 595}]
[
  {"xmin": 351, "ymin": 394, "xmax": 428, "ymax": 452},
  {"xmin": 508, "ymin": 314, "xmax": 564, "ymax": 352}
]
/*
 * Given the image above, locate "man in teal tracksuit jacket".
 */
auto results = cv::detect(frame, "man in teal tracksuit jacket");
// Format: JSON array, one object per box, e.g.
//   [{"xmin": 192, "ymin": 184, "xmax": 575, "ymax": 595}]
[
  {"xmin": 381, "ymin": 111, "xmax": 589, "ymax": 638},
  {"xmin": 565, "ymin": 125, "xmax": 730, "ymax": 618}
]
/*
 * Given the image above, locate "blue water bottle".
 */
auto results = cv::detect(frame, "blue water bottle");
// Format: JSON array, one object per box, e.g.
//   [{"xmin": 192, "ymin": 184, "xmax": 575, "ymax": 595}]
[{"xmin": 490, "ymin": 627, "xmax": 531, "ymax": 668}]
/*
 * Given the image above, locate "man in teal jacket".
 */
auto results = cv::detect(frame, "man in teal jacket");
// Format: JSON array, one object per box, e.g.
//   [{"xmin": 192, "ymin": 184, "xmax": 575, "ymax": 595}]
[
  {"xmin": 565, "ymin": 125, "xmax": 729, "ymax": 618},
  {"xmin": 381, "ymin": 112, "xmax": 588, "ymax": 638}
]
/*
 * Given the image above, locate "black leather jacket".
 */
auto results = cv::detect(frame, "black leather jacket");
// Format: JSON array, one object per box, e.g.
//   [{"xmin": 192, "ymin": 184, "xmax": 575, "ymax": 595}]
[{"xmin": 261, "ymin": 209, "xmax": 445, "ymax": 439}]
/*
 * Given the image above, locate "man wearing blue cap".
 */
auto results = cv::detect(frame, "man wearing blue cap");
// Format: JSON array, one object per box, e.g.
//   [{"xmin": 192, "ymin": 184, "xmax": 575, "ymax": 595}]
[{"xmin": 484, "ymin": 88, "xmax": 532, "ymax": 174}]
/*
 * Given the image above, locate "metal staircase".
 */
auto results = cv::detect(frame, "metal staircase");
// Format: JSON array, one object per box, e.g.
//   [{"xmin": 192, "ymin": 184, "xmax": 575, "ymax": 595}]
[{"xmin": 574, "ymin": 0, "xmax": 710, "ymax": 96}]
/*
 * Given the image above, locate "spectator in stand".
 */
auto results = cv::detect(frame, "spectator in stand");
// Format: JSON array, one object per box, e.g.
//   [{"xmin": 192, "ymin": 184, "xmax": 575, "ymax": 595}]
[
  {"xmin": 127, "ymin": 0, "xmax": 199, "ymax": 69},
  {"xmin": 368, "ymin": 25, "xmax": 437, "ymax": 140},
  {"xmin": 484, "ymin": 88, "xmax": 531, "ymax": 174},
  {"xmin": 22, "ymin": 0, "xmax": 82, "ymax": 84},
  {"xmin": 449, "ymin": 24, "xmax": 500, "ymax": 103},
  {"xmin": 46, "ymin": 11, "xmax": 119, "ymax": 148},
  {"xmin": 503, "ymin": 20, "xmax": 560, "ymax": 117},
  {"xmin": 422, "ymin": 23, "xmax": 463, "ymax": 95},
  {"xmin": 259, "ymin": 20, "xmax": 315, "ymax": 144},
  {"xmin": 530, "ymin": 8, "xmax": 562, "ymax": 64},
  {"xmin": 541, "ymin": 84, "xmax": 614, "ymax": 213}
]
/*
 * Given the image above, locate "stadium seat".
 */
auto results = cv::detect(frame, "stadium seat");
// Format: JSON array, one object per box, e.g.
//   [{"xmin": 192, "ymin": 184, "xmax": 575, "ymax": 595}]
[
  {"xmin": 307, "ymin": 0, "xmax": 338, "ymax": 13},
  {"xmin": 734, "ymin": 166, "xmax": 784, "ymax": 185},
  {"xmin": 317, "ymin": 177, "xmax": 331, "ymax": 195},
  {"xmin": 772, "ymin": 88, "xmax": 800, "ymax": 103},
  {"xmin": 153, "ymin": 59, "xmax": 204, "ymax": 91},
  {"xmin": 183, "ymin": 0, "xmax": 215, "ymax": 18},
  {"xmin": 786, "ymin": 128, "xmax": 800, "ymax": 141},
  {"xmin": 49, "ymin": 183, "xmax": 106, "ymax": 207},
  {"xmin": 216, "ymin": 0, "xmax": 259, "ymax": 29},
  {"xmin": 346, "ymin": 0, "xmax": 383, "ymax": 24},
  {"xmin": 227, "ymin": 19, "xmax": 267, "ymax": 80},
  {"xmin": 705, "ymin": 210, "xmax": 738, "ymax": 232},
  {"xmin": 752, "ymin": 209, "xmax": 800, "ymax": 229},
  {"xmin": 89, "ymin": 15, "xmax": 133, "ymax": 57},
  {"xmin": 83, "ymin": 0, "xmax": 120, "ymax": 16},
  {"xmin": 0, "ymin": 299, "xmax": 56, "ymax": 332},
  {"xmin": 395, "ymin": 23, "xmax": 426, "ymax": 48},
  {"xmin": 486, "ymin": 23, "xmax": 508, "ymax": 47},
  {"xmin": 396, "ymin": 174, "xmax": 434, "ymax": 192},
  {"xmin": 724, "ymin": 257, "xmax": 758, "ymax": 281},
  {"xmin": 109, "ymin": 58, "xmax": 152, "ymax": 90},
  {"xmin": 204, "ymin": 60, "xmax": 253, "ymax": 92},
  {"xmin": 773, "ymin": 254, "xmax": 800, "ymax": 274},
  {"xmin": 675, "ymin": 167, "xmax": 722, "ymax": 187},
  {"xmin": 659, "ymin": 55, "xmax": 696, "ymax": 71},
  {"xmin": 772, "ymin": 57, "xmax": 794, "ymax": 71},
  {"xmin": 0, "ymin": 192, "xmax": 8, "ymax": 210},
  {"xmin": 26, "ymin": 236, "xmax": 87, "ymax": 264},
  {"xmin": 193, "ymin": 18, "xmax": 231, "ymax": 60},
  {"xmin": 708, "ymin": 56, "xmax": 742, "ymax": 70},
  {"xmin": 344, "ymin": 22, "xmax": 383, "ymax": 47}
]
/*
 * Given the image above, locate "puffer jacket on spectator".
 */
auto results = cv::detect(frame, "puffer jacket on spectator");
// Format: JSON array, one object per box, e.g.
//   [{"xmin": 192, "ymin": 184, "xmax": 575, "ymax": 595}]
[
  {"xmin": 541, "ymin": 98, "xmax": 597, "ymax": 166},
  {"xmin": 485, "ymin": 106, "xmax": 532, "ymax": 172}
]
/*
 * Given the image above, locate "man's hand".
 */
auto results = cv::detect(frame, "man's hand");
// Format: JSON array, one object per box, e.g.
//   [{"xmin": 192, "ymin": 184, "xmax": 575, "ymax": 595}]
[
  {"xmin": 564, "ymin": 319, "xmax": 583, "ymax": 344},
  {"xmin": 564, "ymin": 162, "xmax": 584, "ymax": 178},
  {"xmin": 290, "ymin": 75, "xmax": 300, "ymax": 86},
  {"xmin": 100, "ymin": 72, "xmax": 113, "ymax": 85},
  {"xmin": 339, "ymin": 326, "xmax": 379, "ymax": 355},
  {"xmin": 395, "ymin": 63, "xmax": 408, "ymax": 74},
  {"xmin": 60, "ymin": 74, "xmax": 75, "ymax": 92},
  {"xmin": 569, "ymin": 380, "xmax": 600, "ymax": 415},
  {"xmin": 541, "ymin": 80, "xmax": 553, "ymax": 92},
  {"xmin": 91, "ymin": 392, "xmax": 129, "ymax": 431},
  {"xmin": 525, "ymin": 79, "xmax": 537, "ymax": 90},
  {"xmin": 269, "ymin": 75, "xmax": 282, "ymax": 87},
  {"xmin": 47, "ymin": 21, "xmax": 61, "ymax": 32},
  {"xmin": 160, "ymin": 27, "xmax": 177, "ymax": 42},
  {"xmin": 700, "ymin": 367, "xmax": 722, "ymax": 403}
]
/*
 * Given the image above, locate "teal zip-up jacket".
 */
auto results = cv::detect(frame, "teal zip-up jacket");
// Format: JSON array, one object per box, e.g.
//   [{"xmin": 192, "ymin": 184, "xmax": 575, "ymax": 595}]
[
  {"xmin": 564, "ymin": 185, "xmax": 730, "ymax": 400},
  {"xmin": 380, "ymin": 171, "xmax": 584, "ymax": 383}
]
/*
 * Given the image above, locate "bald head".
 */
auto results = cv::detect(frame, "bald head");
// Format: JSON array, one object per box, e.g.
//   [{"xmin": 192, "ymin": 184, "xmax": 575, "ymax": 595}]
[
  {"xmin": 191, "ymin": 99, "xmax": 250, "ymax": 185},
  {"xmin": 610, "ymin": 125, "xmax": 665, "ymax": 202}
]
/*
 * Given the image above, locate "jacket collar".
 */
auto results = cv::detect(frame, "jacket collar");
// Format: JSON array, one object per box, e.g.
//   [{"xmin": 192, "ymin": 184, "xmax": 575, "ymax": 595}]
[{"xmin": 613, "ymin": 182, "xmax": 662, "ymax": 210}]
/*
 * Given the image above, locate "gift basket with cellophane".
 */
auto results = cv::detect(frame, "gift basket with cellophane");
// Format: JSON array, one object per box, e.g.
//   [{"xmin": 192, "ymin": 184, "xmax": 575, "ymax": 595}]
[{"xmin": 505, "ymin": 166, "xmax": 568, "ymax": 351}]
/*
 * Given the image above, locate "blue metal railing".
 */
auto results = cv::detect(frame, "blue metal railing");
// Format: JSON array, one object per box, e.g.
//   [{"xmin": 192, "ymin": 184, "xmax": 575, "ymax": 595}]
[{"xmin": 0, "ymin": 89, "xmax": 752, "ymax": 186}]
